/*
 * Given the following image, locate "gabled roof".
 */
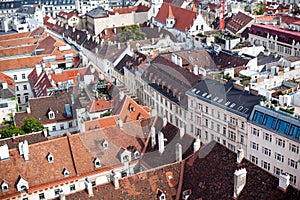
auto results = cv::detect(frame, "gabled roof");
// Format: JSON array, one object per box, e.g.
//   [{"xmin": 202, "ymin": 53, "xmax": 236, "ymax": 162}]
[
  {"xmin": 181, "ymin": 141, "xmax": 300, "ymax": 199},
  {"xmin": 57, "ymin": 10, "xmax": 78, "ymax": 20},
  {"xmin": 14, "ymin": 92, "xmax": 74, "ymax": 127},
  {"xmin": 155, "ymin": 3, "xmax": 197, "ymax": 32},
  {"xmin": 28, "ymin": 68, "xmax": 52, "ymax": 97},
  {"xmin": 88, "ymin": 99, "xmax": 113, "ymax": 113},
  {"xmin": 0, "ymin": 55, "xmax": 44, "ymax": 71},
  {"xmin": 36, "ymin": 36, "xmax": 56, "ymax": 55},
  {"xmin": 226, "ymin": 12, "xmax": 254, "ymax": 34},
  {"xmin": 0, "ymin": 72, "xmax": 15, "ymax": 90}
]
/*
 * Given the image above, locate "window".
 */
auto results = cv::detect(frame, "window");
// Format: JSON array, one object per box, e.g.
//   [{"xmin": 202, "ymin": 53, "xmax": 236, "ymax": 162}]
[
  {"xmin": 250, "ymin": 154, "xmax": 258, "ymax": 164},
  {"xmin": 211, "ymin": 109, "xmax": 214, "ymax": 117},
  {"xmin": 23, "ymin": 85, "xmax": 27, "ymax": 90},
  {"xmin": 228, "ymin": 143, "xmax": 235, "ymax": 151},
  {"xmin": 69, "ymin": 122, "xmax": 72, "ymax": 128},
  {"xmin": 196, "ymin": 128, "xmax": 201, "ymax": 137},
  {"xmin": 241, "ymin": 122, "xmax": 245, "ymax": 130},
  {"xmin": 275, "ymin": 152, "xmax": 284, "ymax": 162},
  {"xmin": 70, "ymin": 184, "xmax": 76, "ymax": 191},
  {"xmin": 196, "ymin": 115, "xmax": 201, "ymax": 125},
  {"xmin": 262, "ymin": 147, "xmax": 271, "ymax": 156},
  {"xmin": 228, "ymin": 131, "xmax": 236, "ymax": 142},
  {"xmin": 13, "ymin": 75, "xmax": 17, "ymax": 80},
  {"xmin": 205, "ymin": 106, "xmax": 208, "ymax": 114},
  {"xmin": 205, "ymin": 119, "xmax": 208, "ymax": 127},
  {"xmin": 288, "ymin": 173, "xmax": 297, "ymax": 185},
  {"xmin": 274, "ymin": 166, "xmax": 283, "ymax": 176},
  {"xmin": 252, "ymin": 111, "xmax": 264, "ymax": 124},
  {"xmin": 205, "ymin": 131, "xmax": 208, "ymax": 140},
  {"xmin": 276, "ymin": 138, "xmax": 285, "ymax": 148},
  {"xmin": 263, "ymin": 132, "xmax": 272, "ymax": 142},
  {"xmin": 261, "ymin": 160, "xmax": 270, "ymax": 171},
  {"xmin": 211, "ymin": 122, "xmax": 214, "ymax": 130},
  {"xmin": 223, "ymin": 127, "xmax": 226, "ymax": 136},
  {"xmin": 224, "ymin": 114, "xmax": 227, "ymax": 122},
  {"xmin": 222, "ymin": 139, "xmax": 226, "ymax": 145},
  {"xmin": 197, "ymin": 103, "xmax": 202, "ymax": 111},
  {"xmin": 39, "ymin": 193, "xmax": 45, "ymax": 200},
  {"xmin": 240, "ymin": 135, "xmax": 244, "ymax": 144},
  {"xmin": 16, "ymin": 86, "xmax": 19, "ymax": 91},
  {"xmin": 250, "ymin": 141, "xmax": 259, "ymax": 151},
  {"xmin": 217, "ymin": 112, "xmax": 220, "ymax": 119},
  {"xmin": 22, "ymin": 74, "xmax": 26, "ymax": 79},
  {"xmin": 288, "ymin": 158, "xmax": 298, "ymax": 169},
  {"xmin": 251, "ymin": 127, "xmax": 259, "ymax": 136},
  {"xmin": 217, "ymin": 124, "xmax": 220, "ymax": 133},
  {"xmin": 54, "ymin": 189, "xmax": 60, "ymax": 196},
  {"xmin": 60, "ymin": 124, "xmax": 64, "ymax": 130},
  {"xmin": 230, "ymin": 117, "xmax": 237, "ymax": 125},
  {"xmin": 289, "ymin": 144, "xmax": 299, "ymax": 154}
]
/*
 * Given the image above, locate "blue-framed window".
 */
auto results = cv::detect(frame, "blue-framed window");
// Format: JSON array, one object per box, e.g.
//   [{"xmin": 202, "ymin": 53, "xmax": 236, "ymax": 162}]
[
  {"xmin": 289, "ymin": 125, "xmax": 300, "ymax": 139},
  {"xmin": 262, "ymin": 114, "xmax": 277, "ymax": 129},
  {"xmin": 275, "ymin": 119, "xmax": 290, "ymax": 135},
  {"xmin": 253, "ymin": 111, "xmax": 264, "ymax": 124}
]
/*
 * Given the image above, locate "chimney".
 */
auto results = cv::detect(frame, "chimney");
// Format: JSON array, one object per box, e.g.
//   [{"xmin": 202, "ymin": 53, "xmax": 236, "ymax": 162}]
[
  {"xmin": 113, "ymin": 27, "xmax": 117, "ymax": 34},
  {"xmin": 179, "ymin": 126, "xmax": 184, "ymax": 138},
  {"xmin": 158, "ymin": 132, "xmax": 165, "ymax": 154},
  {"xmin": 0, "ymin": 144, "xmax": 9, "ymax": 160},
  {"xmin": 113, "ymin": 173, "xmax": 119, "ymax": 189},
  {"xmin": 22, "ymin": 140, "xmax": 29, "ymax": 161},
  {"xmin": 116, "ymin": 118, "xmax": 123, "ymax": 129},
  {"xmin": 2, "ymin": 82, "xmax": 8, "ymax": 89},
  {"xmin": 43, "ymin": 129, "xmax": 48, "ymax": 137},
  {"xmin": 117, "ymin": 42, "xmax": 121, "ymax": 49},
  {"xmin": 233, "ymin": 167, "xmax": 247, "ymax": 199},
  {"xmin": 73, "ymin": 27, "xmax": 75, "ymax": 32},
  {"xmin": 104, "ymin": 29, "xmax": 107, "ymax": 35},
  {"xmin": 36, "ymin": 64, "xmax": 42, "ymax": 76},
  {"xmin": 85, "ymin": 179, "xmax": 94, "ymax": 196},
  {"xmin": 193, "ymin": 137, "xmax": 201, "ymax": 152},
  {"xmin": 176, "ymin": 143, "xmax": 182, "ymax": 161},
  {"xmin": 278, "ymin": 173, "xmax": 290, "ymax": 191},
  {"xmin": 59, "ymin": 190, "xmax": 66, "ymax": 200},
  {"xmin": 163, "ymin": 116, "xmax": 167, "ymax": 127},
  {"xmin": 237, "ymin": 146, "xmax": 244, "ymax": 164},
  {"xmin": 151, "ymin": 126, "xmax": 156, "ymax": 148},
  {"xmin": 119, "ymin": 91, "xmax": 124, "ymax": 101},
  {"xmin": 26, "ymin": 106, "xmax": 31, "ymax": 114}
]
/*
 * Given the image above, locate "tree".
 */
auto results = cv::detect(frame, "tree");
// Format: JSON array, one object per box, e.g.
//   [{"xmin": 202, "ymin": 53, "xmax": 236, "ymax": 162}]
[
  {"xmin": 21, "ymin": 117, "xmax": 44, "ymax": 134},
  {"xmin": 0, "ymin": 126, "xmax": 24, "ymax": 139},
  {"xmin": 253, "ymin": 3, "xmax": 264, "ymax": 15},
  {"xmin": 118, "ymin": 25, "xmax": 146, "ymax": 42}
]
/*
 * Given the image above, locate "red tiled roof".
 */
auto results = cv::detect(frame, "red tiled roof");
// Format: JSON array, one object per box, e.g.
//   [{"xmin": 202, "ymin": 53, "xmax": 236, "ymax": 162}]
[
  {"xmin": 36, "ymin": 36, "xmax": 56, "ymax": 55},
  {"xmin": 28, "ymin": 68, "xmax": 52, "ymax": 97},
  {"xmin": 155, "ymin": 3, "xmax": 197, "ymax": 32},
  {"xmin": 110, "ymin": 4, "xmax": 150, "ymax": 15},
  {"xmin": 57, "ymin": 10, "xmax": 78, "ymax": 20},
  {"xmin": 0, "ymin": 71, "xmax": 15, "ymax": 90},
  {"xmin": 0, "ymin": 55, "xmax": 44, "ymax": 71},
  {"xmin": 88, "ymin": 99, "xmax": 113, "ymax": 113},
  {"xmin": 0, "ymin": 37, "xmax": 40, "ymax": 48},
  {"xmin": 0, "ymin": 32, "xmax": 29, "ymax": 41},
  {"xmin": 0, "ymin": 45, "xmax": 37, "ymax": 57},
  {"xmin": 168, "ymin": 4, "xmax": 175, "ymax": 19},
  {"xmin": 226, "ymin": 12, "xmax": 254, "ymax": 34}
]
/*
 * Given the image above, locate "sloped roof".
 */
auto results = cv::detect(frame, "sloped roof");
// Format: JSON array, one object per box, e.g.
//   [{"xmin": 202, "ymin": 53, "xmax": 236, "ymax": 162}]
[
  {"xmin": 28, "ymin": 68, "xmax": 52, "ymax": 97},
  {"xmin": 0, "ymin": 55, "xmax": 44, "ymax": 71},
  {"xmin": 14, "ymin": 92, "xmax": 73, "ymax": 127},
  {"xmin": 182, "ymin": 141, "xmax": 300, "ymax": 199},
  {"xmin": 0, "ymin": 71, "xmax": 15, "ymax": 90},
  {"xmin": 88, "ymin": 99, "xmax": 113, "ymax": 113},
  {"xmin": 57, "ymin": 10, "xmax": 78, "ymax": 20},
  {"xmin": 226, "ymin": 12, "xmax": 254, "ymax": 34},
  {"xmin": 36, "ymin": 36, "xmax": 56, "ymax": 54},
  {"xmin": 155, "ymin": 3, "xmax": 197, "ymax": 32}
]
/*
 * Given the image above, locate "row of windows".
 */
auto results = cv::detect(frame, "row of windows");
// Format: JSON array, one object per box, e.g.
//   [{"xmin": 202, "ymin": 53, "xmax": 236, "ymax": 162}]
[
  {"xmin": 252, "ymin": 156, "xmax": 297, "ymax": 185},
  {"xmin": 16, "ymin": 85, "xmax": 28, "ymax": 91},
  {"xmin": 13, "ymin": 74, "xmax": 26, "ymax": 81},
  {"xmin": 251, "ymin": 127, "xmax": 299, "ymax": 154},
  {"xmin": 52, "ymin": 122, "xmax": 73, "ymax": 131}
]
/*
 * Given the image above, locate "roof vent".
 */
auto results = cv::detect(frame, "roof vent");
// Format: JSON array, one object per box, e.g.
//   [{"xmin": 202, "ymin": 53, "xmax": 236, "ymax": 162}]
[
  {"xmin": 47, "ymin": 152, "xmax": 54, "ymax": 163},
  {"xmin": 62, "ymin": 168, "xmax": 70, "ymax": 177},
  {"xmin": 102, "ymin": 140, "xmax": 108, "ymax": 150},
  {"xmin": 0, "ymin": 144, "xmax": 9, "ymax": 160},
  {"xmin": 116, "ymin": 118, "xmax": 123, "ymax": 129},
  {"xmin": 94, "ymin": 157, "xmax": 101, "ymax": 168},
  {"xmin": 1, "ymin": 180, "xmax": 8, "ymax": 192}
]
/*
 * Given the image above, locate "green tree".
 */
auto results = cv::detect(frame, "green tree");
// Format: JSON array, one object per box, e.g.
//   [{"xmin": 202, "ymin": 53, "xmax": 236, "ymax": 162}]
[
  {"xmin": 118, "ymin": 25, "xmax": 146, "ymax": 42},
  {"xmin": 21, "ymin": 117, "xmax": 44, "ymax": 133},
  {"xmin": 253, "ymin": 3, "xmax": 264, "ymax": 15},
  {"xmin": 0, "ymin": 126, "xmax": 24, "ymax": 139}
]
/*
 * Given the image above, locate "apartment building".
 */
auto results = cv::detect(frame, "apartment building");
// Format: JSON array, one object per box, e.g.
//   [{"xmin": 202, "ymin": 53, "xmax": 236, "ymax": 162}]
[
  {"xmin": 247, "ymin": 105, "xmax": 300, "ymax": 189},
  {"xmin": 249, "ymin": 23, "xmax": 300, "ymax": 57},
  {"xmin": 186, "ymin": 78, "xmax": 261, "ymax": 154}
]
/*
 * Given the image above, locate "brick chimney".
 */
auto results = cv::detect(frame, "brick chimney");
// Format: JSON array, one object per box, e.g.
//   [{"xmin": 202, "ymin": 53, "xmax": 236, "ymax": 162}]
[
  {"xmin": 278, "ymin": 173, "xmax": 290, "ymax": 191},
  {"xmin": 176, "ymin": 143, "xmax": 182, "ymax": 161},
  {"xmin": 151, "ymin": 126, "xmax": 156, "ymax": 148},
  {"xmin": 179, "ymin": 126, "xmax": 184, "ymax": 138},
  {"xmin": 158, "ymin": 132, "xmax": 165, "ymax": 154},
  {"xmin": 233, "ymin": 166, "xmax": 247, "ymax": 198}
]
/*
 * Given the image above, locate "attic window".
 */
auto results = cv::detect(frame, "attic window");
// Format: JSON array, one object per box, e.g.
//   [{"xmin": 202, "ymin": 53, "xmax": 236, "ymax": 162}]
[
  {"xmin": 123, "ymin": 155, "xmax": 129, "ymax": 162},
  {"xmin": 102, "ymin": 140, "xmax": 108, "ymax": 150},
  {"xmin": 1, "ymin": 181, "xmax": 8, "ymax": 192},
  {"xmin": 94, "ymin": 158, "xmax": 101, "ymax": 168},
  {"xmin": 48, "ymin": 109, "xmax": 55, "ymax": 119},
  {"xmin": 47, "ymin": 153, "xmax": 54, "ymax": 163},
  {"xmin": 134, "ymin": 151, "xmax": 140, "ymax": 159},
  {"xmin": 62, "ymin": 168, "xmax": 70, "ymax": 177},
  {"xmin": 129, "ymin": 107, "xmax": 135, "ymax": 112}
]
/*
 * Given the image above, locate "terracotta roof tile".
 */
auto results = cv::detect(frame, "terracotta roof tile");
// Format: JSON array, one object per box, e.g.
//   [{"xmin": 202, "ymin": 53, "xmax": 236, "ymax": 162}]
[
  {"xmin": 0, "ymin": 45, "xmax": 37, "ymax": 57},
  {"xmin": 0, "ymin": 55, "xmax": 44, "ymax": 71},
  {"xmin": 88, "ymin": 99, "xmax": 113, "ymax": 113},
  {"xmin": 0, "ymin": 38, "xmax": 39, "ymax": 48},
  {"xmin": 155, "ymin": 3, "xmax": 197, "ymax": 32},
  {"xmin": 36, "ymin": 36, "xmax": 56, "ymax": 54},
  {"xmin": 0, "ymin": 32, "xmax": 29, "ymax": 41},
  {"xmin": 0, "ymin": 71, "xmax": 15, "ymax": 90},
  {"xmin": 226, "ymin": 12, "xmax": 254, "ymax": 34}
]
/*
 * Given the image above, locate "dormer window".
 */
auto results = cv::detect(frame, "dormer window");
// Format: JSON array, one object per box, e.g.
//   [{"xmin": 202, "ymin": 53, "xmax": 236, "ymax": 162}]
[
  {"xmin": 48, "ymin": 109, "xmax": 55, "ymax": 120},
  {"xmin": 123, "ymin": 155, "xmax": 129, "ymax": 162},
  {"xmin": 62, "ymin": 168, "xmax": 70, "ymax": 177},
  {"xmin": 47, "ymin": 153, "xmax": 54, "ymax": 163},
  {"xmin": 94, "ymin": 157, "xmax": 101, "ymax": 168},
  {"xmin": 134, "ymin": 151, "xmax": 140, "ymax": 159},
  {"xmin": 1, "ymin": 181, "xmax": 8, "ymax": 192},
  {"xmin": 16, "ymin": 176, "xmax": 29, "ymax": 192},
  {"xmin": 102, "ymin": 140, "xmax": 108, "ymax": 150}
]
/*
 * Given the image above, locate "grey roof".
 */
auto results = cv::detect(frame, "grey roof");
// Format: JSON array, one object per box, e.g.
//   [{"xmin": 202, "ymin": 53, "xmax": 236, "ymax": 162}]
[
  {"xmin": 16, "ymin": 6, "xmax": 36, "ymax": 14},
  {"xmin": 142, "ymin": 55, "xmax": 200, "ymax": 108},
  {"xmin": 257, "ymin": 52, "xmax": 281, "ymax": 66},
  {"xmin": 186, "ymin": 78, "xmax": 261, "ymax": 118},
  {"xmin": 0, "ymin": 88, "xmax": 15, "ymax": 99},
  {"xmin": 23, "ymin": 0, "xmax": 75, "ymax": 5},
  {"xmin": 86, "ymin": 7, "xmax": 108, "ymax": 18},
  {"xmin": 0, "ymin": 1, "xmax": 22, "ymax": 10}
]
